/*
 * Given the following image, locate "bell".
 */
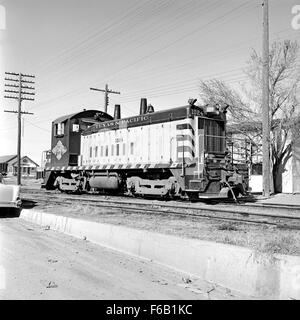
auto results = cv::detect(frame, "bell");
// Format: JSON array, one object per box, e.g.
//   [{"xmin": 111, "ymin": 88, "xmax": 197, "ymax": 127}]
[{"xmin": 146, "ymin": 104, "xmax": 154, "ymax": 113}]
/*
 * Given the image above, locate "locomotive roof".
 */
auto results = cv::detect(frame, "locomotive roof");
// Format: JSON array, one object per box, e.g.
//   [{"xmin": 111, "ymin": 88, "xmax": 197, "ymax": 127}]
[
  {"xmin": 53, "ymin": 109, "xmax": 113, "ymax": 124},
  {"xmin": 82, "ymin": 104, "xmax": 224, "ymax": 136}
]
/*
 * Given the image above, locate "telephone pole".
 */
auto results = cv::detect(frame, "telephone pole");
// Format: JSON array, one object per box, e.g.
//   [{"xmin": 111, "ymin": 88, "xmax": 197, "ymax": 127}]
[
  {"xmin": 90, "ymin": 84, "xmax": 120, "ymax": 113},
  {"xmin": 262, "ymin": 0, "xmax": 270, "ymax": 197},
  {"xmin": 4, "ymin": 72, "xmax": 35, "ymax": 185}
]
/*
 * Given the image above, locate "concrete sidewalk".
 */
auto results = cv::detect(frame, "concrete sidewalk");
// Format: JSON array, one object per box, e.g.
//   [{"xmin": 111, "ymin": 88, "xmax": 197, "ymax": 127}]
[{"xmin": 255, "ymin": 193, "xmax": 300, "ymax": 206}]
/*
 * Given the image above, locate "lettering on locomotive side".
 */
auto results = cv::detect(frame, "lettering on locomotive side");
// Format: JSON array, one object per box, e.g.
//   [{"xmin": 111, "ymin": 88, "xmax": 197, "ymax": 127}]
[
  {"xmin": 190, "ymin": 108, "xmax": 204, "ymax": 116},
  {"xmin": 95, "ymin": 115, "xmax": 150, "ymax": 130}
]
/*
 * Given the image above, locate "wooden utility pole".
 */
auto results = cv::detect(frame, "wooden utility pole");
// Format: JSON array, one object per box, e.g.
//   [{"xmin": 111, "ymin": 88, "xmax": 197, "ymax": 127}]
[
  {"xmin": 262, "ymin": 0, "xmax": 270, "ymax": 197},
  {"xmin": 90, "ymin": 84, "xmax": 120, "ymax": 114},
  {"xmin": 4, "ymin": 72, "xmax": 35, "ymax": 185}
]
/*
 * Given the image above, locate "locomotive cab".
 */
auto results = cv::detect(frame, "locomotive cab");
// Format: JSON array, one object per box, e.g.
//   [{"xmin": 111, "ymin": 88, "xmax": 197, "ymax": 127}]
[
  {"xmin": 169, "ymin": 102, "xmax": 247, "ymax": 199},
  {"xmin": 43, "ymin": 109, "xmax": 113, "ymax": 189}
]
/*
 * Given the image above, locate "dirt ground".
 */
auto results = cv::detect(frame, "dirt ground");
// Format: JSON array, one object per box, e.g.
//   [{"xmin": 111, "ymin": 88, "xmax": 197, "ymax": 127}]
[{"xmin": 0, "ymin": 216, "xmax": 248, "ymax": 300}]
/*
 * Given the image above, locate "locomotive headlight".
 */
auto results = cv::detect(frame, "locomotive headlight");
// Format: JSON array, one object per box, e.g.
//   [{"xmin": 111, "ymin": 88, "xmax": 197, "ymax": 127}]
[
  {"xmin": 205, "ymin": 105, "xmax": 220, "ymax": 115},
  {"xmin": 206, "ymin": 106, "xmax": 216, "ymax": 113}
]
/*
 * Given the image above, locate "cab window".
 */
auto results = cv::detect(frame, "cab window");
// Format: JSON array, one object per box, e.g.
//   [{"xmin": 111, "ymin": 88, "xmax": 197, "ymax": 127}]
[{"xmin": 55, "ymin": 122, "xmax": 65, "ymax": 136}]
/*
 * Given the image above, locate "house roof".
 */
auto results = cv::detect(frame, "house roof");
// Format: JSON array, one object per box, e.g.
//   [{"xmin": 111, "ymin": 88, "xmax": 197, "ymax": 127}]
[
  {"xmin": 0, "ymin": 155, "xmax": 17, "ymax": 164},
  {"xmin": 10, "ymin": 156, "xmax": 39, "ymax": 167}
]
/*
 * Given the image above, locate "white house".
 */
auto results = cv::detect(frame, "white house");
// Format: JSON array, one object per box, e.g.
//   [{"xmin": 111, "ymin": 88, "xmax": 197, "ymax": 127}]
[{"xmin": 0, "ymin": 155, "xmax": 39, "ymax": 178}]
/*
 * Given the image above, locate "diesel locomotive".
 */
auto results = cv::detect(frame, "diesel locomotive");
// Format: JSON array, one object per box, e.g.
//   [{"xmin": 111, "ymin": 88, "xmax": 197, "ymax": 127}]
[{"xmin": 43, "ymin": 98, "xmax": 248, "ymax": 199}]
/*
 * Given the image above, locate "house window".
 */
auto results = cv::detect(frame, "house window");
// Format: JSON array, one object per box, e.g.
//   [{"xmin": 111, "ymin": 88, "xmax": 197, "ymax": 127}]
[
  {"xmin": 95, "ymin": 146, "xmax": 98, "ymax": 157},
  {"xmin": 100, "ymin": 146, "xmax": 103, "ymax": 157},
  {"xmin": 111, "ymin": 145, "xmax": 114, "ymax": 156},
  {"xmin": 130, "ymin": 142, "xmax": 134, "ymax": 155},
  {"xmin": 90, "ymin": 147, "xmax": 93, "ymax": 158},
  {"xmin": 116, "ymin": 144, "xmax": 119, "ymax": 156},
  {"xmin": 105, "ymin": 146, "xmax": 108, "ymax": 157}
]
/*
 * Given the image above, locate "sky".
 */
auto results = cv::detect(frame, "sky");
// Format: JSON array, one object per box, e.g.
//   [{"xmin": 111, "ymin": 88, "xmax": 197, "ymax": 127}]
[{"xmin": 0, "ymin": 0, "xmax": 299, "ymax": 165}]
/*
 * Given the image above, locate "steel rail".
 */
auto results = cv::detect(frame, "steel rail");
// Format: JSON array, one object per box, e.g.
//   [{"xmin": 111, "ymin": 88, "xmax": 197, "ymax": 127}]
[
  {"xmin": 20, "ymin": 190, "xmax": 300, "ymax": 230},
  {"xmin": 20, "ymin": 188, "xmax": 300, "ymax": 214}
]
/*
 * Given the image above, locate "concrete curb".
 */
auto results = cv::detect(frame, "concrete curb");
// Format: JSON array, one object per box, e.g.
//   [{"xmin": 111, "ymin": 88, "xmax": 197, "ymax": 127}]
[{"xmin": 20, "ymin": 209, "xmax": 300, "ymax": 299}]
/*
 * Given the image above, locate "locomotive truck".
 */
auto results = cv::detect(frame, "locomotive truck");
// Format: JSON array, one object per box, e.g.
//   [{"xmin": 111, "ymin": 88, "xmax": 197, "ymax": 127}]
[{"xmin": 43, "ymin": 98, "xmax": 248, "ymax": 200}]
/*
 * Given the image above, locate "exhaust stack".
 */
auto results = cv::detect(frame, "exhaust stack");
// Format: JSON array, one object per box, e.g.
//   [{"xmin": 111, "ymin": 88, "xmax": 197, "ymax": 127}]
[
  {"xmin": 114, "ymin": 104, "xmax": 121, "ymax": 120},
  {"xmin": 140, "ymin": 98, "xmax": 147, "ymax": 115}
]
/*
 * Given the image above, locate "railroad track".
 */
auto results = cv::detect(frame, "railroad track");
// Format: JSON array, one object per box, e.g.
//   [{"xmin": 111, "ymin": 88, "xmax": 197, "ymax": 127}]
[{"xmin": 20, "ymin": 188, "xmax": 300, "ymax": 230}]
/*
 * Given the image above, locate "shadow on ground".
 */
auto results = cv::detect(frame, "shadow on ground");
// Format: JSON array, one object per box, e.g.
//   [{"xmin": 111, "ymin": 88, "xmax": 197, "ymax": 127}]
[
  {"xmin": 0, "ymin": 208, "xmax": 21, "ymax": 218},
  {"xmin": 0, "ymin": 199, "xmax": 37, "ymax": 219},
  {"xmin": 202, "ymin": 195, "xmax": 259, "ymax": 205},
  {"xmin": 21, "ymin": 199, "xmax": 38, "ymax": 209}
]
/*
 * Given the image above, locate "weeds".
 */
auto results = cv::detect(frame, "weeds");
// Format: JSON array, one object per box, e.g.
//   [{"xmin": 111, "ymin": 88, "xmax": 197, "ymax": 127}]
[{"xmin": 217, "ymin": 223, "xmax": 239, "ymax": 231}]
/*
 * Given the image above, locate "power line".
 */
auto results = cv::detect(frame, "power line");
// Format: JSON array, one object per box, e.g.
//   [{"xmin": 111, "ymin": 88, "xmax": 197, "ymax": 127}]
[
  {"xmin": 33, "ymin": 0, "xmax": 237, "ymax": 86},
  {"xmin": 2, "ymin": 2, "xmax": 297, "ymax": 131},
  {"xmin": 36, "ymin": 0, "xmax": 152, "ymax": 71},
  {"xmin": 29, "ymin": 0, "xmax": 235, "ymax": 88},
  {"xmin": 39, "ymin": 0, "xmax": 221, "ymax": 77},
  {"xmin": 24, "ymin": 119, "xmax": 51, "ymax": 133},
  {"xmin": 23, "ymin": 1, "xmax": 254, "ymax": 116},
  {"xmin": 24, "ymin": 3, "xmax": 296, "ymax": 115},
  {"xmin": 102, "ymin": 1, "xmax": 253, "ymax": 82},
  {"xmin": 90, "ymin": 84, "xmax": 121, "ymax": 113}
]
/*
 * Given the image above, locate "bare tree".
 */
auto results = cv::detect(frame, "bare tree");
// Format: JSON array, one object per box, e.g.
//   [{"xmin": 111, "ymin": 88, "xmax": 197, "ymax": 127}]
[{"xmin": 199, "ymin": 40, "xmax": 300, "ymax": 193}]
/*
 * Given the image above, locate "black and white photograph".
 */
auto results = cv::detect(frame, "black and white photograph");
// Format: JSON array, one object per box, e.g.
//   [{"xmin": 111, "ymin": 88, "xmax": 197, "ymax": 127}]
[{"xmin": 0, "ymin": 0, "xmax": 300, "ymax": 304}]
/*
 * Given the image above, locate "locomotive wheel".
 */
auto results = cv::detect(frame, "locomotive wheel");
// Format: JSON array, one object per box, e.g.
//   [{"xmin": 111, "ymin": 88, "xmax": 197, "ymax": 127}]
[{"xmin": 186, "ymin": 192, "xmax": 199, "ymax": 202}]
